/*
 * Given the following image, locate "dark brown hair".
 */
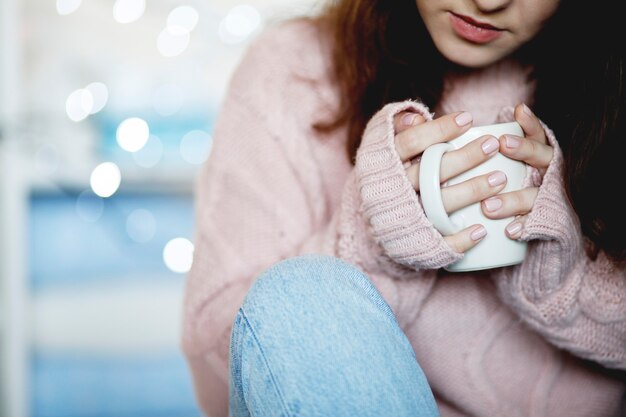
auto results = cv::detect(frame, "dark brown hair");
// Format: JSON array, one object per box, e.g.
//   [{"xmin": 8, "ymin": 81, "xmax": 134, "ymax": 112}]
[{"xmin": 314, "ymin": 0, "xmax": 625, "ymax": 263}]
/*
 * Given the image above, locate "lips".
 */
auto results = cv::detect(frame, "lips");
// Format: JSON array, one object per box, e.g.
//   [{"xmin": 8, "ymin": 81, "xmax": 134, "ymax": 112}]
[{"xmin": 449, "ymin": 12, "xmax": 504, "ymax": 44}]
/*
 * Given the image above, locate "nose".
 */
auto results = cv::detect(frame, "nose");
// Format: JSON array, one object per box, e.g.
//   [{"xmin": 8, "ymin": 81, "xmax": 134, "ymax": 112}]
[{"xmin": 473, "ymin": 0, "xmax": 513, "ymax": 13}]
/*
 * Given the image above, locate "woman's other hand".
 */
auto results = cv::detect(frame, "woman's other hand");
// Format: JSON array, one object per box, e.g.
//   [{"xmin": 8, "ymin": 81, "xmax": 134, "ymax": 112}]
[
  {"xmin": 393, "ymin": 110, "xmax": 505, "ymax": 253},
  {"xmin": 480, "ymin": 103, "xmax": 554, "ymax": 240}
]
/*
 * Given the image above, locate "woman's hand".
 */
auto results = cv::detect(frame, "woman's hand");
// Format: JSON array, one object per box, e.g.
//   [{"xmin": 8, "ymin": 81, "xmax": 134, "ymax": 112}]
[
  {"xmin": 393, "ymin": 110, "xmax": 506, "ymax": 254},
  {"xmin": 480, "ymin": 103, "xmax": 554, "ymax": 240}
]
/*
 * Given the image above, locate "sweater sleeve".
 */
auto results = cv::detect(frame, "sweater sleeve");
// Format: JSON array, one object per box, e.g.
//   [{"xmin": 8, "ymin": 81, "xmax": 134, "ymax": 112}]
[
  {"xmin": 299, "ymin": 100, "xmax": 462, "ymax": 272},
  {"xmin": 182, "ymin": 22, "xmax": 461, "ymax": 417},
  {"xmin": 493, "ymin": 124, "xmax": 626, "ymax": 370}
]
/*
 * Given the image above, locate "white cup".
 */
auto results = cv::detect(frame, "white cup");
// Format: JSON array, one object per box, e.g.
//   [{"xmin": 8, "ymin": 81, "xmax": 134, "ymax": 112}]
[{"xmin": 419, "ymin": 121, "xmax": 527, "ymax": 272}]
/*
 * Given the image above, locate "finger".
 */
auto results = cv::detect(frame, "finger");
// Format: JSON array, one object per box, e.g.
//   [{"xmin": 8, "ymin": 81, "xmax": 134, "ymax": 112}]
[
  {"xmin": 405, "ymin": 135, "xmax": 499, "ymax": 190},
  {"xmin": 441, "ymin": 135, "xmax": 500, "ymax": 182},
  {"xmin": 498, "ymin": 134, "xmax": 553, "ymax": 168},
  {"xmin": 515, "ymin": 103, "xmax": 547, "ymax": 144},
  {"xmin": 395, "ymin": 111, "xmax": 473, "ymax": 162},
  {"xmin": 444, "ymin": 224, "xmax": 487, "ymax": 253},
  {"xmin": 505, "ymin": 215, "xmax": 527, "ymax": 240},
  {"xmin": 393, "ymin": 111, "xmax": 426, "ymax": 135},
  {"xmin": 441, "ymin": 170, "xmax": 507, "ymax": 213},
  {"xmin": 481, "ymin": 187, "xmax": 539, "ymax": 219}
]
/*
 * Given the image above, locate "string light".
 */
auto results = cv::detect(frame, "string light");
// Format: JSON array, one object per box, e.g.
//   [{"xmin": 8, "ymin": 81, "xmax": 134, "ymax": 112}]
[
  {"xmin": 90, "ymin": 162, "xmax": 121, "ymax": 198},
  {"xmin": 163, "ymin": 238, "xmax": 194, "ymax": 273},
  {"xmin": 113, "ymin": 0, "xmax": 145, "ymax": 24},
  {"xmin": 85, "ymin": 82, "xmax": 109, "ymax": 114},
  {"xmin": 116, "ymin": 117, "xmax": 150, "ymax": 153},
  {"xmin": 167, "ymin": 6, "xmax": 199, "ymax": 35},
  {"xmin": 218, "ymin": 5, "xmax": 261, "ymax": 44},
  {"xmin": 65, "ymin": 82, "xmax": 108, "ymax": 122},
  {"xmin": 180, "ymin": 130, "xmax": 212, "ymax": 165},
  {"xmin": 126, "ymin": 209, "xmax": 157, "ymax": 243},
  {"xmin": 157, "ymin": 27, "xmax": 190, "ymax": 57},
  {"xmin": 56, "ymin": 0, "xmax": 82, "ymax": 15},
  {"xmin": 65, "ymin": 88, "xmax": 94, "ymax": 122}
]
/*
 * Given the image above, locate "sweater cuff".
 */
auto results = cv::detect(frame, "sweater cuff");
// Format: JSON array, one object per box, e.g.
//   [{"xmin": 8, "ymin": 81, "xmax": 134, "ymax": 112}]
[
  {"xmin": 520, "ymin": 123, "xmax": 582, "ymax": 251},
  {"xmin": 355, "ymin": 100, "xmax": 462, "ymax": 270},
  {"xmin": 506, "ymin": 123, "xmax": 585, "ymax": 312}
]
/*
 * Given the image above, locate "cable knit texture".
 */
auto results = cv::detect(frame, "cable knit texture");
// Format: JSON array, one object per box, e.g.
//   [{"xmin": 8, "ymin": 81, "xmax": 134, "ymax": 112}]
[
  {"xmin": 494, "ymin": 123, "xmax": 626, "ymax": 369},
  {"xmin": 355, "ymin": 101, "xmax": 463, "ymax": 270},
  {"xmin": 183, "ymin": 19, "xmax": 626, "ymax": 417}
]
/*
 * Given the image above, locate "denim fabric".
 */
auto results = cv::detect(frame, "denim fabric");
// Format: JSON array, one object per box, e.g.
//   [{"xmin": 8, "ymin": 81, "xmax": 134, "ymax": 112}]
[{"xmin": 229, "ymin": 255, "xmax": 440, "ymax": 417}]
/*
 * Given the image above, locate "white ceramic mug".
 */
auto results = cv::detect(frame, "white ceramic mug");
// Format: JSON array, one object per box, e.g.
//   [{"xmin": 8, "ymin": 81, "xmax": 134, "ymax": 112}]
[{"xmin": 419, "ymin": 121, "xmax": 527, "ymax": 272}]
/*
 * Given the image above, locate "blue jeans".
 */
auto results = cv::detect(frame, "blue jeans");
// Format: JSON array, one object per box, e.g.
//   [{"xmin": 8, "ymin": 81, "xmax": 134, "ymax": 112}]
[{"xmin": 229, "ymin": 255, "xmax": 440, "ymax": 417}]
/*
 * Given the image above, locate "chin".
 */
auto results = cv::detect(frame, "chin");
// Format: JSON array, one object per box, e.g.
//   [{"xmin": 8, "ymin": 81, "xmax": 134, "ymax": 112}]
[
  {"xmin": 436, "ymin": 41, "xmax": 509, "ymax": 68},
  {"xmin": 444, "ymin": 53, "xmax": 499, "ymax": 68}
]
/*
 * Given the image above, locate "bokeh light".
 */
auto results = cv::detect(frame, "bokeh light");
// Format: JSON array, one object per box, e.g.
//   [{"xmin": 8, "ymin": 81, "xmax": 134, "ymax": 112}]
[
  {"xmin": 65, "ymin": 88, "xmax": 94, "ymax": 122},
  {"xmin": 56, "ymin": 0, "xmax": 82, "ymax": 15},
  {"xmin": 113, "ymin": 0, "xmax": 145, "ymax": 24},
  {"xmin": 75, "ymin": 190, "xmax": 105, "ymax": 222},
  {"xmin": 218, "ymin": 5, "xmax": 261, "ymax": 44},
  {"xmin": 90, "ymin": 162, "xmax": 121, "ymax": 198},
  {"xmin": 126, "ymin": 209, "xmax": 157, "ymax": 243},
  {"xmin": 152, "ymin": 84, "xmax": 183, "ymax": 116},
  {"xmin": 85, "ymin": 82, "xmax": 108, "ymax": 114},
  {"xmin": 180, "ymin": 130, "xmax": 212, "ymax": 165},
  {"xmin": 167, "ymin": 6, "xmax": 199, "ymax": 35},
  {"xmin": 116, "ymin": 117, "xmax": 150, "ymax": 152},
  {"xmin": 132, "ymin": 135, "xmax": 163, "ymax": 168},
  {"xmin": 157, "ymin": 27, "xmax": 190, "ymax": 57},
  {"xmin": 162, "ymin": 238, "xmax": 194, "ymax": 273}
]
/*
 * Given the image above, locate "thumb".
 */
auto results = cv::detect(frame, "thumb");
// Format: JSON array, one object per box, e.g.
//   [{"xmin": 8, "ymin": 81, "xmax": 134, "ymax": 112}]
[{"xmin": 393, "ymin": 111, "xmax": 426, "ymax": 134}]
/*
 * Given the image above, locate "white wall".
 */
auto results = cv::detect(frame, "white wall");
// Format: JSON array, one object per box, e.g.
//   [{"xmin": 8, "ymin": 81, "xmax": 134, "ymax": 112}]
[{"xmin": 1, "ymin": 0, "xmax": 29, "ymax": 414}]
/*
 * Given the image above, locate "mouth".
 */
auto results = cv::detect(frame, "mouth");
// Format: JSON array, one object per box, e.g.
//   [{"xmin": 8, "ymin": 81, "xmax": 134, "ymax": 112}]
[{"xmin": 449, "ymin": 12, "xmax": 505, "ymax": 44}]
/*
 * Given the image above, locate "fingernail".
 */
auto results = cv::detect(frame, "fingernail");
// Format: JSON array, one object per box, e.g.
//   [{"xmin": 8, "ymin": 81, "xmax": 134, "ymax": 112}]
[
  {"xmin": 455, "ymin": 112, "xmax": 472, "ymax": 126},
  {"xmin": 481, "ymin": 136, "xmax": 499, "ymax": 154},
  {"xmin": 484, "ymin": 197, "xmax": 502, "ymax": 212},
  {"xmin": 402, "ymin": 113, "xmax": 417, "ymax": 126},
  {"xmin": 470, "ymin": 226, "xmax": 487, "ymax": 241},
  {"xmin": 488, "ymin": 171, "xmax": 507, "ymax": 187},
  {"xmin": 506, "ymin": 222, "xmax": 522, "ymax": 236},
  {"xmin": 505, "ymin": 135, "xmax": 520, "ymax": 149},
  {"xmin": 522, "ymin": 103, "xmax": 533, "ymax": 117}
]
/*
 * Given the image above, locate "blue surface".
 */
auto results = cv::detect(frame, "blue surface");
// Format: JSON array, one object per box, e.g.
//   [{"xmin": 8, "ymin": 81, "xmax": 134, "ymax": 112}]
[
  {"xmin": 31, "ymin": 352, "xmax": 202, "ymax": 417},
  {"xmin": 28, "ymin": 191, "xmax": 203, "ymax": 417},
  {"xmin": 29, "ymin": 192, "xmax": 194, "ymax": 291}
]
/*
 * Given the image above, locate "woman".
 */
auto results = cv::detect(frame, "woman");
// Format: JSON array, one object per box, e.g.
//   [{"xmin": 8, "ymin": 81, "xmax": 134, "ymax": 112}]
[{"xmin": 183, "ymin": 0, "xmax": 626, "ymax": 416}]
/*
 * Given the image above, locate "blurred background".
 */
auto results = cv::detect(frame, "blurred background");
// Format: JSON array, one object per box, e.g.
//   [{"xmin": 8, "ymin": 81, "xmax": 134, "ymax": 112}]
[{"xmin": 0, "ymin": 0, "xmax": 319, "ymax": 416}]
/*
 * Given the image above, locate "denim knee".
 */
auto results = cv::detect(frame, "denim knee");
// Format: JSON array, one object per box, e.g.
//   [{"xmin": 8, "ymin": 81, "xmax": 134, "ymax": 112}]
[
  {"xmin": 241, "ymin": 254, "xmax": 395, "ymax": 323},
  {"xmin": 230, "ymin": 255, "xmax": 440, "ymax": 417}
]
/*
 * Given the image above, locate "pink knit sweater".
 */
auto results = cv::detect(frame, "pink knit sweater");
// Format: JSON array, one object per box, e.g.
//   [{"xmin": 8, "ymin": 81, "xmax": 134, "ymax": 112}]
[{"xmin": 183, "ymin": 20, "xmax": 626, "ymax": 417}]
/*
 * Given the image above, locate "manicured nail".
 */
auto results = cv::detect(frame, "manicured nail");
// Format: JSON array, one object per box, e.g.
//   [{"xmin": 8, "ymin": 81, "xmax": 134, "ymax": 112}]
[
  {"xmin": 484, "ymin": 197, "xmax": 502, "ymax": 212},
  {"xmin": 522, "ymin": 103, "xmax": 533, "ymax": 117},
  {"xmin": 506, "ymin": 222, "xmax": 522, "ymax": 236},
  {"xmin": 402, "ymin": 113, "xmax": 417, "ymax": 126},
  {"xmin": 470, "ymin": 226, "xmax": 487, "ymax": 241},
  {"xmin": 455, "ymin": 112, "xmax": 472, "ymax": 126},
  {"xmin": 481, "ymin": 136, "xmax": 499, "ymax": 154},
  {"xmin": 505, "ymin": 135, "xmax": 520, "ymax": 149},
  {"xmin": 488, "ymin": 171, "xmax": 507, "ymax": 187}
]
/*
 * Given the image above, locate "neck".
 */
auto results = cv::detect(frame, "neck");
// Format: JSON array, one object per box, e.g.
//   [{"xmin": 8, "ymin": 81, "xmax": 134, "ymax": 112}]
[{"xmin": 435, "ymin": 59, "xmax": 535, "ymax": 125}]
